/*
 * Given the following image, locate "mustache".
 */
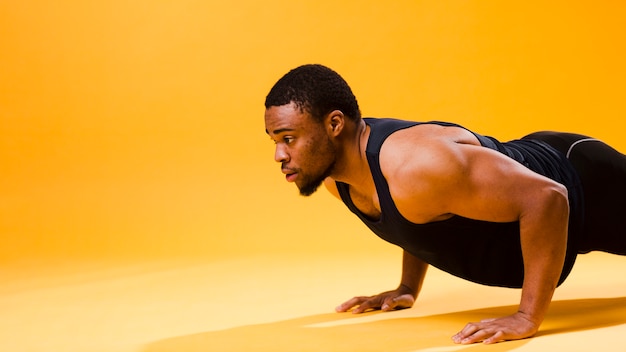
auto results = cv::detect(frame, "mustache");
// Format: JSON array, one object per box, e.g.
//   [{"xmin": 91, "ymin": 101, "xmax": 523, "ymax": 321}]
[{"xmin": 281, "ymin": 165, "xmax": 298, "ymax": 174}]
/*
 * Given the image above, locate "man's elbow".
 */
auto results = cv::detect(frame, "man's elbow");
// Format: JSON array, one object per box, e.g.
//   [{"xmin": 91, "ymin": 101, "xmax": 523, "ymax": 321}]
[{"xmin": 547, "ymin": 183, "xmax": 570, "ymax": 219}]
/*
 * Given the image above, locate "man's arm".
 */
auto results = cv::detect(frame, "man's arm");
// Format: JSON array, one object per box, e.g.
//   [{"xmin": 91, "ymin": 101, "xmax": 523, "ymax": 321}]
[
  {"xmin": 323, "ymin": 179, "xmax": 431, "ymax": 313},
  {"xmin": 452, "ymin": 182, "xmax": 569, "ymax": 344},
  {"xmin": 336, "ymin": 250, "xmax": 429, "ymax": 313},
  {"xmin": 399, "ymin": 249, "xmax": 429, "ymax": 299},
  {"xmin": 386, "ymin": 136, "xmax": 570, "ymax": 344}
]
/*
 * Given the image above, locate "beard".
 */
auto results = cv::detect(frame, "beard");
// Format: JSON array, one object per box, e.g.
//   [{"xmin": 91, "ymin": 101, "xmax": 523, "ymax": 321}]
[
  {"xmin": 296, "ymin": 135, "xmax": 337, "ymax": 197},
  {"xmin": 297, "ymin": 159, "xmax": 336, "ymax": 196}
]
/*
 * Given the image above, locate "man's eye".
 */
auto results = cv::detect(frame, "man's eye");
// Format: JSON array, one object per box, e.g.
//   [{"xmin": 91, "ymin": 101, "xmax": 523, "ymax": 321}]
[{"xmin": 284, "ymin": 137, "xmax": 294, "ymax": 144}]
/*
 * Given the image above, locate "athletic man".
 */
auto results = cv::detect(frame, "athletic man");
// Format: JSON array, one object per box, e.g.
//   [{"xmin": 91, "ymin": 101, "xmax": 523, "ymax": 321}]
[{"xmin": 263, "ymin": 64, "xmax": 626, "ymax": 344}]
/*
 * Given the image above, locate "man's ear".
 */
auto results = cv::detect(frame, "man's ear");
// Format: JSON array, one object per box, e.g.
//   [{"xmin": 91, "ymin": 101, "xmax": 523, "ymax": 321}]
[{"xmin": 326, "ymin": 110, "xmax": 345, "ymax": 137}]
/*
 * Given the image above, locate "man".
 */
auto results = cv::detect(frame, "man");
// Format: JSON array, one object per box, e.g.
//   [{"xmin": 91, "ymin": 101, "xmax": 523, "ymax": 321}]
[{"xmin": 263, "ymin": 64, "xmax": 626, "ymax": 344}]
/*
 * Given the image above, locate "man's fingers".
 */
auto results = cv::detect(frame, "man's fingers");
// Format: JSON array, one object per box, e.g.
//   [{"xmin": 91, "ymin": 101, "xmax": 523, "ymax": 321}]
[
  {"xmin": 335, "ymin": 296, "xmax": 368, "ymax": 312},
  {"xmin": 452, "ymin": 317, "xmax": 522, "ymax": 345},
  {"xmin": 381, "ymin": 297, "xmax": 396, "ymax": 311},
  {"xmin": 336, "ymin": 291, "xmax": 415, "ymax": 314},
  {"xmin": 456, "ymin": 327, "xmax": 505, "ymax": 345},
  {"xmin": 453, "ymin": 321, "xmax": 497, "ymax": 344},
  {"xmin": 452, "ymin": 322, "xmax": 479, "ymax": 343},
  {"xmin": 453, "ymin": 314, "xmax": 540, "ymax": 345},
  {"xmin": 381, "ymin": 294, "xmax": 414, "ymax": 311},
  {"xmin": 351, "ymin": 298, "xmax": 376, "ymax": 314},
  {"xmin": 460, "ymin": 329, "xmax": 491, "ymax": 345},
  {"xmin": 483, "ymin": 330, "xmax": 505, "ymax": 344}
]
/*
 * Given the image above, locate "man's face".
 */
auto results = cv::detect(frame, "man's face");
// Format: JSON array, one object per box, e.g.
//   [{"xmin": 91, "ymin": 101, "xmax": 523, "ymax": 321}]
[{"xmin": 265, "ymin": 103, "xmax": 336, "ymax": 196}]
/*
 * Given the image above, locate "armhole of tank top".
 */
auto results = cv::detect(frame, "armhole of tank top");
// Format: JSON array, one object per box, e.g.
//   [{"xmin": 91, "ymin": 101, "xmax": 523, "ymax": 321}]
[
  {"xmin": 335, "ymin": 181, "xmax": 356, "ymax": 211},
  {"xmin": 364, "ymin": 119, "xmax": 421, "ymax": 218}
]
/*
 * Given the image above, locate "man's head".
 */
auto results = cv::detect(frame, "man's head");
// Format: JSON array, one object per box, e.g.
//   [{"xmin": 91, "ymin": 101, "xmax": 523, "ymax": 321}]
[
  {"xmin": 264, "ymin": 64, "xmax": 361, "ymax": 196},
  {"xmin": 265, "ymin": 64, "xmax": 361, "ymax": 122}
]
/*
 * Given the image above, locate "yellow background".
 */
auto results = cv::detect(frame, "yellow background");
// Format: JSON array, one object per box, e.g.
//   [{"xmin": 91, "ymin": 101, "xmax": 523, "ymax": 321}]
[{"xmin": 1, "ymin": 1, "xmax": 625, "ymax": 351}]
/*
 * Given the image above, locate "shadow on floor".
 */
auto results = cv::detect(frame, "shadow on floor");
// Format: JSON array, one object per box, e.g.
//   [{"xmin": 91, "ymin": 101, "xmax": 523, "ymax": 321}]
[{"xmin": 142, "ymin": 297, "xmax": 626, "ymax": 352}]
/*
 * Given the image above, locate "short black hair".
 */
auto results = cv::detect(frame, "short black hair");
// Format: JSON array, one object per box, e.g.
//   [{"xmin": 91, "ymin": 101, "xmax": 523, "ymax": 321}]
[{"xmin": 265, "ymin": 64, "xmax": 361, "ymax": 122}]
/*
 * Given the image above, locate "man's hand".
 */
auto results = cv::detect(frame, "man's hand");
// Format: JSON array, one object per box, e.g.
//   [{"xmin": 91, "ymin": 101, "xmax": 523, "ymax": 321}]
[
  {"xmin": 335, "ymin": 285, "xmax": 416, "ymax": 314},
  {"xmin": 451, "ymin": 311, "xmax": 539, "ymax": 344}
]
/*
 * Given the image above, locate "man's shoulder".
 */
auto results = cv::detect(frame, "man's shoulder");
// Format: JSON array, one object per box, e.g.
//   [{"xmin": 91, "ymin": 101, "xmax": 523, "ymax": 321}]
[
  {"xmin": 379, "ymin": 127, "xmax": 479, "ymax": 191},
  {"xmin": 380, "ymin": 133, "xmax": 452, "ymax": 173}
]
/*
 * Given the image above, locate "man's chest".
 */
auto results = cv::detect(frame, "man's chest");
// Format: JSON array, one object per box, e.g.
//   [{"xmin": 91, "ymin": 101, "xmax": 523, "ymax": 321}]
[{"xmin": 348, "ymin": 187, "xmax": 381, "ymax": 221}]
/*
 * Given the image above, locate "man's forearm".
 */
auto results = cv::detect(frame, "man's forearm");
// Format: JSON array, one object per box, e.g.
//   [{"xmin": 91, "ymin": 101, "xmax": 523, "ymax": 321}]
[
  {"xmin": 518, "ymin": 186, "xmax": 570, "ymax": 327},
  {"xmin": 399, "ymin": 250, "xmax": 429, "ymax": 297}
]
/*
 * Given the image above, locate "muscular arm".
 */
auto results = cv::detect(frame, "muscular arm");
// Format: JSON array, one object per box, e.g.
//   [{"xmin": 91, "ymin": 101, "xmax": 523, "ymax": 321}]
[
  {"xmin": 384, "ymin": 136, "xmax": 570, "ymax": 344},
  {"xmin": 451, "ymin": 178, "xmax": 569, "ymax": 344}
]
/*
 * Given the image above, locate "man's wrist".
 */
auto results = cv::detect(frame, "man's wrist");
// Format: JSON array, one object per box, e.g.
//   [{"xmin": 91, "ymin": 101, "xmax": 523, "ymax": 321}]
[{"xmin": 398, "ymin": 283, "xmax": 417, "ymax": 296}]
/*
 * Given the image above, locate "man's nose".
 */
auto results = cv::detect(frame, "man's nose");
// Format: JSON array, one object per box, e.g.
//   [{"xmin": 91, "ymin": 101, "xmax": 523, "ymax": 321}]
[{"xmin": 274, "ymin": 145, "xmax": 289, "ymax": 163}]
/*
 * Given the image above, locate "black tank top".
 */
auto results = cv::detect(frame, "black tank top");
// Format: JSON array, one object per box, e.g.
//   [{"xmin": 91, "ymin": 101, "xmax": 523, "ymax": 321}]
[{"xmin": 336, "ymin": 118, "xmax": 583, "ymax": 288}]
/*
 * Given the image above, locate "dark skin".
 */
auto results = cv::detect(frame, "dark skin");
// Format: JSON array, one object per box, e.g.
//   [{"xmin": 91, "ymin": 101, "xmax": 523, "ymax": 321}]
[{"xmin": 265, "ymin": 102, "xmax": 570, "ymax": 344}]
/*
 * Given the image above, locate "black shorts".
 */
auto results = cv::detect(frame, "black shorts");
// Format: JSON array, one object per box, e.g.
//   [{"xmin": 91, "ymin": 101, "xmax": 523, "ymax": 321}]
[{"xmin": 523, "ymin": 131, "xmax": 626, "ymax": 255}]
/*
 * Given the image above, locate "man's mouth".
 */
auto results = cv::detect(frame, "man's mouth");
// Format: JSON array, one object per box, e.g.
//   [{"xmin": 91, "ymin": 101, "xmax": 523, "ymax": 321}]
[
  {"xmin": 285, "ymin": 172, "xmax": 297, "ymax": 182},
  {"xmin": 282, "ymin": 168, "xmax": 298, "ymax": 183}
]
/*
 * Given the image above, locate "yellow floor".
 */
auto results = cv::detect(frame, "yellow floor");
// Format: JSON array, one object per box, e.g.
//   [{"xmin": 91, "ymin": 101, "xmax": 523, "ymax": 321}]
[{"xmin": 2, "ymin": 251, "xmax": 624, "ymax": 352}]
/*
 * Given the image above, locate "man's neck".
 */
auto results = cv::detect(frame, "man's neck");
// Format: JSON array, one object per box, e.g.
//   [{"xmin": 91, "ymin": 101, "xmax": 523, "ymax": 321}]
[{"xmin": 330, "ymin": 119, "xmax": 374, "ymax": 191}]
